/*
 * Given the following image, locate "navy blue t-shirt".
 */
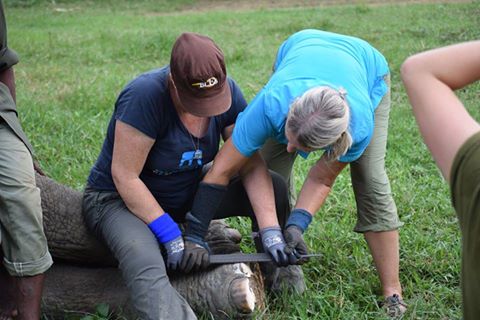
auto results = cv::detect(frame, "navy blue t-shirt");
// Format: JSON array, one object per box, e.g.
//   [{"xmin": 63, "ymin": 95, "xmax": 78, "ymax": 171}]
[{"xmin": 87, "ymin": 66, "xmax": 247, "ymax": 219}]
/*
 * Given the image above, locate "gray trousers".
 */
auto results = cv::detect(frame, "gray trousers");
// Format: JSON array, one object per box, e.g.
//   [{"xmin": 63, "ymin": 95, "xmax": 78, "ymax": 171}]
[{"xmin": 82, "ymin": 172, "xmax": 289, "ymax": 319}]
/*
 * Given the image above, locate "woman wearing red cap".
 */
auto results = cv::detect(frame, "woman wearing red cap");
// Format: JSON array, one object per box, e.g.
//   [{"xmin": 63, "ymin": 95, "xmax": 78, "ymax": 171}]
[{"xmin": 82, "ymin": 32, "xmax": 293, "ymax": 319}]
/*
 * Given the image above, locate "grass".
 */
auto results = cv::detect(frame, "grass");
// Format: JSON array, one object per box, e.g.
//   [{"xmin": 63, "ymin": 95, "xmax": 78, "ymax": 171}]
[{"xmin": 5, "ymin": 0, "xmax": 480, "ymax": 318}]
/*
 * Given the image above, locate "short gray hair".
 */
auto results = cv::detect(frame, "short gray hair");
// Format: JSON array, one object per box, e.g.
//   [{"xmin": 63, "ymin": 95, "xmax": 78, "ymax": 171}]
[{"xmin": 286, "ymin": 86, "xmax": 353, "ymax": 160}]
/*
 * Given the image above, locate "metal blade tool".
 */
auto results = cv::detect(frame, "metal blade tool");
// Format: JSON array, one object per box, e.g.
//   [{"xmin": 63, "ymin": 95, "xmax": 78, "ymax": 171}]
[{"xmin": 209, "ymin": 252, "xmax": 322, "ymax": 264}]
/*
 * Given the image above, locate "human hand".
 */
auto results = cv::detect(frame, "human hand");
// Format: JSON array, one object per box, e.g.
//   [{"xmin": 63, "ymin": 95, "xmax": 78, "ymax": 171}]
[
  {"xmin": 163, "ymin": 235, "xmax": 184, "ymax": 271},
  {"xmin": 283, "ymin": 208, "xmax": 313, "ymax": 264},
  {"xmin": 148, "ymin": 213, "xmax": 184, "ymax": 269},
  {"xmin": 259, "ymin": 226, "xmax": 289, "ymax": 266},
  {"xmin": 283, "ymin": 226, "xmax": 309, "ymax": 265},
  {"xmin": 180, "ymin": 237, "xmax": 210, "ymax": 273}
]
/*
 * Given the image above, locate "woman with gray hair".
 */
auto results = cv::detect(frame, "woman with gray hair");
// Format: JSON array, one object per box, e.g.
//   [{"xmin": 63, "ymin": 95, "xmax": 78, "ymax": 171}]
[
  {"xmin": 188, "ymin": 29, "xmax": 406, "ymax": 317},
  {"xmin": 286, "ymin": 86, "xmax": 352, "ymax": 159}
]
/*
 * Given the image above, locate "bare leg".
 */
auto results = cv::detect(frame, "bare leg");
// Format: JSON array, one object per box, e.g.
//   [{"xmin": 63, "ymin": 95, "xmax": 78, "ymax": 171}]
[
  {"xmin": 15, "ymin": 274, "xmax": 45, "ymax": 320},
  {"xmin": 364, "ymin": 230, "xmax": 402, "ymax": 298},
  {"xmin": 0, "ymin": 271, "xmax": 17, "ymax": 320},
  {"xmin": 0, "ymin": 253, "xmax": 18, "ymax": 320}
]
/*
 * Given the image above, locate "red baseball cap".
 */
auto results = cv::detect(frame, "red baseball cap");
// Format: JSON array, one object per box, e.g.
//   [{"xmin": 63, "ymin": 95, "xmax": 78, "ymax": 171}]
[{"xmin": 170, "ymin": 32, "xmax": 231, "ymax": 117}]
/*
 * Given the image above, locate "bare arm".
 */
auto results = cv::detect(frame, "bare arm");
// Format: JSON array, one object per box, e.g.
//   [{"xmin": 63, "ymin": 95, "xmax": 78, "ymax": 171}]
[
  {"xmin": 401, "ymin": 40, "xmax": 480, "ymax": 181},
  {"xmin": 295, "ymin": 154, "xmax": 347, "ymax": 214},
  {"xmin": 205, "ymin": 129, "xmax": 249, "ymax": 186},
  {"xmin": 238, "ymin": 151, "xmax": 280, "ymax": 229},
  {"xmin": 111, "ymin": 120, "xmax": 164, "ymax": 223},
  {"xmin": 0, "ymin": 67, "xmax": 16, "ymax": 103},
  {"xmin": 211, "ymin": 126, "xmax": 279, "ymax": 229}
]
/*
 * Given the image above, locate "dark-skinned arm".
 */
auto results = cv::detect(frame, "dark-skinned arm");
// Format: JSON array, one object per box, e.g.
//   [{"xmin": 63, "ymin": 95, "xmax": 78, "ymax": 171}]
[{"xmin": 0, "ymin": 67, "xmax": 15, "ymax": 103}]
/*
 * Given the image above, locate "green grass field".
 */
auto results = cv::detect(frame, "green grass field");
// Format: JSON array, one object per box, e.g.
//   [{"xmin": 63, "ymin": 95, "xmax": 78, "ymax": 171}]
[{"xmin": 5, "ymin": 0, "xmax": 480, "ymax": 319}]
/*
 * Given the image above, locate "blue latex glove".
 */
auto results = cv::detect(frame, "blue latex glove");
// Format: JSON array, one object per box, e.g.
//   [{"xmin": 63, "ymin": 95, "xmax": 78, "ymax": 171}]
[
  {"xmin": 259, "ymin": 226, "xmax": 289, "ymax": 266},
  {"xmin": 148, "ymin": 213, "xmax": 184, "ymax": 270},
  {"xmin": 163, "ymin": 235, "xmax": 185, "ymax": 271}
]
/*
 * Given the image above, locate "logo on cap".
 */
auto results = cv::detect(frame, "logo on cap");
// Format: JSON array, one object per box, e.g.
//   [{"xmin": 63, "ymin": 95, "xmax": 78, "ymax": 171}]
[{"xmin": 191, "ymin": 77, "xmax": 218, "ymax": 89}]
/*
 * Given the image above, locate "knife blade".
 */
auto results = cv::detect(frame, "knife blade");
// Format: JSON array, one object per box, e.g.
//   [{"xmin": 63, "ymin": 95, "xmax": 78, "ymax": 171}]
[{"xmin": 209, "ymin": 252, "xmax": 322, "ymax": 264}]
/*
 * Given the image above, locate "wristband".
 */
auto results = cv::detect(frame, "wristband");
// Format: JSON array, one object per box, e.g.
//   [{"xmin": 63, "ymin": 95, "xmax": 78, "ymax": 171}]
[
  {"xmin": 148, "ymin": 213, "xmax": 182, "ymax": 244},
  {"xmin": 285, "ymin": 208, "xmax": 313, "ymax": 233}
]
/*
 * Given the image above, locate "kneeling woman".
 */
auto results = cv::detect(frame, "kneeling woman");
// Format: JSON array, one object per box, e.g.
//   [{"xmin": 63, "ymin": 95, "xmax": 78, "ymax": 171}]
[{"xmin": 82, "ymin": 33, "xmax": 289, "ymax": 319}]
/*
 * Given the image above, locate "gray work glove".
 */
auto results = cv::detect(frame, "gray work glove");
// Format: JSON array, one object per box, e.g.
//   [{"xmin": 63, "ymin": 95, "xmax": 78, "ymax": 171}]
[
  {"xmin": 180, "ymin": 237, "xmax": 210, "ymax": 273},
  {"xmin": 259, "ymin": 226, "xmax": 290, "ymax": 267},
  {"xmin": 164, "ymin": 235, "xmax": 185, "ymax": 271},
  {"xmin": 284, "ymin": 226, "xmax": 309, "ymax": 265}
]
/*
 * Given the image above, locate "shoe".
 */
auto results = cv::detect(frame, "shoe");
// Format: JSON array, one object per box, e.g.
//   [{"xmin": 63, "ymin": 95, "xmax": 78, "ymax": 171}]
[
  {"xmin": 382, "ymin": 294, "xmax": 407, "ymax": 318},
  {"xmin": 260, "ymin": 262, "xmax": 306, "ymax": 294}
]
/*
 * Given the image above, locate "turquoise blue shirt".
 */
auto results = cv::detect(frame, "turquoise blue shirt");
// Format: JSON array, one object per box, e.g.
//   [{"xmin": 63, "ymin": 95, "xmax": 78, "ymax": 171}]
[{"xmin": 232, "ymin": 29, "xmax": 389, "ymax": 162}]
